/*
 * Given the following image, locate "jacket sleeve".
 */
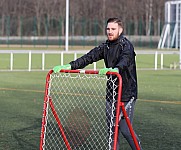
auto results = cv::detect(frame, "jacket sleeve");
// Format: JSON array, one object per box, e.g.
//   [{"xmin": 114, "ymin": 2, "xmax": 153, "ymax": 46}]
[
  {"xmin": 115, "ymin": 40, "xmax": 134, "ymax": 72},
  {"xmin": 69, "ymin": 44, "xmax": 104, "ymax": 70}
]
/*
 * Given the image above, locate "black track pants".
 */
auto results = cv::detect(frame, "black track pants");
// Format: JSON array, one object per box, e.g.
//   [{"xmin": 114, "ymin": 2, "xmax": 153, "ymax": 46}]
[{"xmin": 106, "ymin": 97, "xmax": 142, "ymax": 150}]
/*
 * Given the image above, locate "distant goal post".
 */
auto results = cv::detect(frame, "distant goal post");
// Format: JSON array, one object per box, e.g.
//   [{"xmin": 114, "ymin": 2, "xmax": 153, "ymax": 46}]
[{"xmin": 39, "ymin": 69, "xmax": 140, "ymax": 150}]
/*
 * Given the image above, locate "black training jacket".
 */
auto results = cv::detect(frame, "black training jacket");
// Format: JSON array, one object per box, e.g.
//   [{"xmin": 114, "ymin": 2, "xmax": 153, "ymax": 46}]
[{"xmin": 69, "ymin": 34, "xmax": 137, "ymax": 102}]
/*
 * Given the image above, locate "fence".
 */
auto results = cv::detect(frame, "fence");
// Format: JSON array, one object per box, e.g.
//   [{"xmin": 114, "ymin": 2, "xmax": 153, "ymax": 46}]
[
  {"xmin": 0, "ymin": 17, "xmax": 163, "ymax": 37},
  {"xmin": 0, "ymin": 16, "xmax": 163, "ymax": 48},
  {"xmin": 0, "ymin": 35, "xmax": 160, "ymax": 49},
  {"xmin": 0, "ymin": 50, "xmax": 180, "ymax": 71}
]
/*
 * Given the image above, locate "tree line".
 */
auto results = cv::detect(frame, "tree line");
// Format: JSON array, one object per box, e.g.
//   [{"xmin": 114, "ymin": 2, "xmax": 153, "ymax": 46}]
[{"xmin": 0, "ymin": 0, "xmax": 168, "ymax": 37}]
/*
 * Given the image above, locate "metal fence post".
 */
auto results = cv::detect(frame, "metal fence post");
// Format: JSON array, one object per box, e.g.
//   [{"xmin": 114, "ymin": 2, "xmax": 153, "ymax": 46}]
[
  {"xmin": 10, "ymin": 52, "xmax": 13, "ymax": 71},
  {"xmin": 42, "ymin": 52, "xmax": 45, "ymax": 71},
  {"xmin": 161, "ymin": 53, "xmax": 163, "ymax": 69},
  {"xmin": 29, "ymin": 51, "xmax": 32, "ymax": 71},
  {"xmin": 155, "ymin": 51, "xmax": 158, "ymax": 70}
]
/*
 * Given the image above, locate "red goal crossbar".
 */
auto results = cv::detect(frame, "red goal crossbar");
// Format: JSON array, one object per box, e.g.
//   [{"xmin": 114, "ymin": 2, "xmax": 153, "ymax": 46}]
[{"xmin": 39, "ymin": 69, "xmax": 140, "ymax": 150}]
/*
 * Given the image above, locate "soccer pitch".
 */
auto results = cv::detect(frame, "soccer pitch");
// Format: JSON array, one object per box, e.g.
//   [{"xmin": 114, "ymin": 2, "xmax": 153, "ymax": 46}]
[{"xmin": 0, "ymin": 70, "xmax": 181, "ymax": 150}]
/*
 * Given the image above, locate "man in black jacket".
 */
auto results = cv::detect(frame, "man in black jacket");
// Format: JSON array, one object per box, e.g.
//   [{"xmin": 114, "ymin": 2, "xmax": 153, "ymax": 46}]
[{"xmin": 53, "ymin": 17, "xmax": 142, "ymax": 150}]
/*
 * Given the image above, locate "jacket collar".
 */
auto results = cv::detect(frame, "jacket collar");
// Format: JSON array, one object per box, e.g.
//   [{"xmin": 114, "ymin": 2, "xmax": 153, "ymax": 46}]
[{"xmin": 106, "ymin": 33, "xmax": 124, "ymax": 45}]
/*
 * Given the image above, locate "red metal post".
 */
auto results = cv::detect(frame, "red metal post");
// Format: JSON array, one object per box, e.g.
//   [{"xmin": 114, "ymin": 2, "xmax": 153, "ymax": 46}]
[
  {"xmin": 120, "ymin": 102, "xmax": 140, "ymax": 150},
  {"xmin": 39, "ymin": 70, "xmax": 53, "ymax": 150},
  {"xmin": 40, "ymin": 69, "xmax": 140, "ymax": 150},
  {"xmin": 49, "ymin": 98, "xmax": 72, "ymax": 150}
]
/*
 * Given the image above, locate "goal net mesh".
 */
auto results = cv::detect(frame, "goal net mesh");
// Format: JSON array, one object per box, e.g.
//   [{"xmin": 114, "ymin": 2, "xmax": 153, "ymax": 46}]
[{"xmin": 40, "ymin": 71, "xmax": 120, "ymax": 150}]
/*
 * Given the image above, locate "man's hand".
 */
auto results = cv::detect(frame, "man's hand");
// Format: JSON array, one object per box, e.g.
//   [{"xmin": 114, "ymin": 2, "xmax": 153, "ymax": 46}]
[
  {"xmin": 53, "ymin": 64, "xmax": 71, "ymax": 73},
  {"xmin": 99, "ymin": 68, "xmax": 118, "ymax": 75}
]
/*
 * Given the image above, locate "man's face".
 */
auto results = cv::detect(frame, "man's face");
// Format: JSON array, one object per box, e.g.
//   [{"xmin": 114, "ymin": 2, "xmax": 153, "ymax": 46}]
[{"xmin": 106, "ymin": 22, "xmax": 123, "ymax": 41}]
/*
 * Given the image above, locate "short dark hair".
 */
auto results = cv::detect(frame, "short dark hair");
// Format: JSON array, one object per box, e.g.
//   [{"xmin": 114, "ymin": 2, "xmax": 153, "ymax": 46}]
[{"xmin": 107, "ymin": 17, "xmax": 124, "ymax": 29}]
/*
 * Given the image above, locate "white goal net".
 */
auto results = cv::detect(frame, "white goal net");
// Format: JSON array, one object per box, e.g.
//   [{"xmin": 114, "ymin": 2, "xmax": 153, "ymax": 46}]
[{"xmin": 39, "ymin": 70, "xmax": 139, "ymax": 150}]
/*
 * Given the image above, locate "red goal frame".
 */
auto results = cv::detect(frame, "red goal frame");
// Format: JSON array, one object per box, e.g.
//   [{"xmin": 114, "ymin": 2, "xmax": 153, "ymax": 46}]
[{"xmin": 39, "ymin": 69, "xmax": 140, "ymax": 150}]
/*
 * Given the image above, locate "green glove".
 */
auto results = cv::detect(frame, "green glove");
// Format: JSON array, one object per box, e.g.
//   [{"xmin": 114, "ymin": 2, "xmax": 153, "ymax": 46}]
[
  {"xmin": 53, "ymin": 64, "xmax": 71, "ymax": 73},
  {"xmin": 99, "ymin": 68, "xmax": 118, "ymax": 75}
]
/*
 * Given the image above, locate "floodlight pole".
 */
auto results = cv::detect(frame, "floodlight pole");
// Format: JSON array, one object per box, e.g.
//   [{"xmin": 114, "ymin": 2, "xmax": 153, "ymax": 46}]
[{"xmin": 65, "ymin": 0, "xmax": 69, "ymax": 51}]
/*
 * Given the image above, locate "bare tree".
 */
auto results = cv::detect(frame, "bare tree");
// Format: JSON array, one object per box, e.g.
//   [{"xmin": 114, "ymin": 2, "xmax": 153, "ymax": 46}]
[
  {"xmin": 0, "ymin": 0, "xmax": 7, "ymax": 36},
  {"xmin": 0, "ymin": 0, "xmax": 167, "ymax": 36},
  {"xmin": 152, "ymin": 0, "xmax": 165, "ymax": 35},
  {"xmin": 30, "ymin": 0, "xmax": 44, "ymax": 36}
]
